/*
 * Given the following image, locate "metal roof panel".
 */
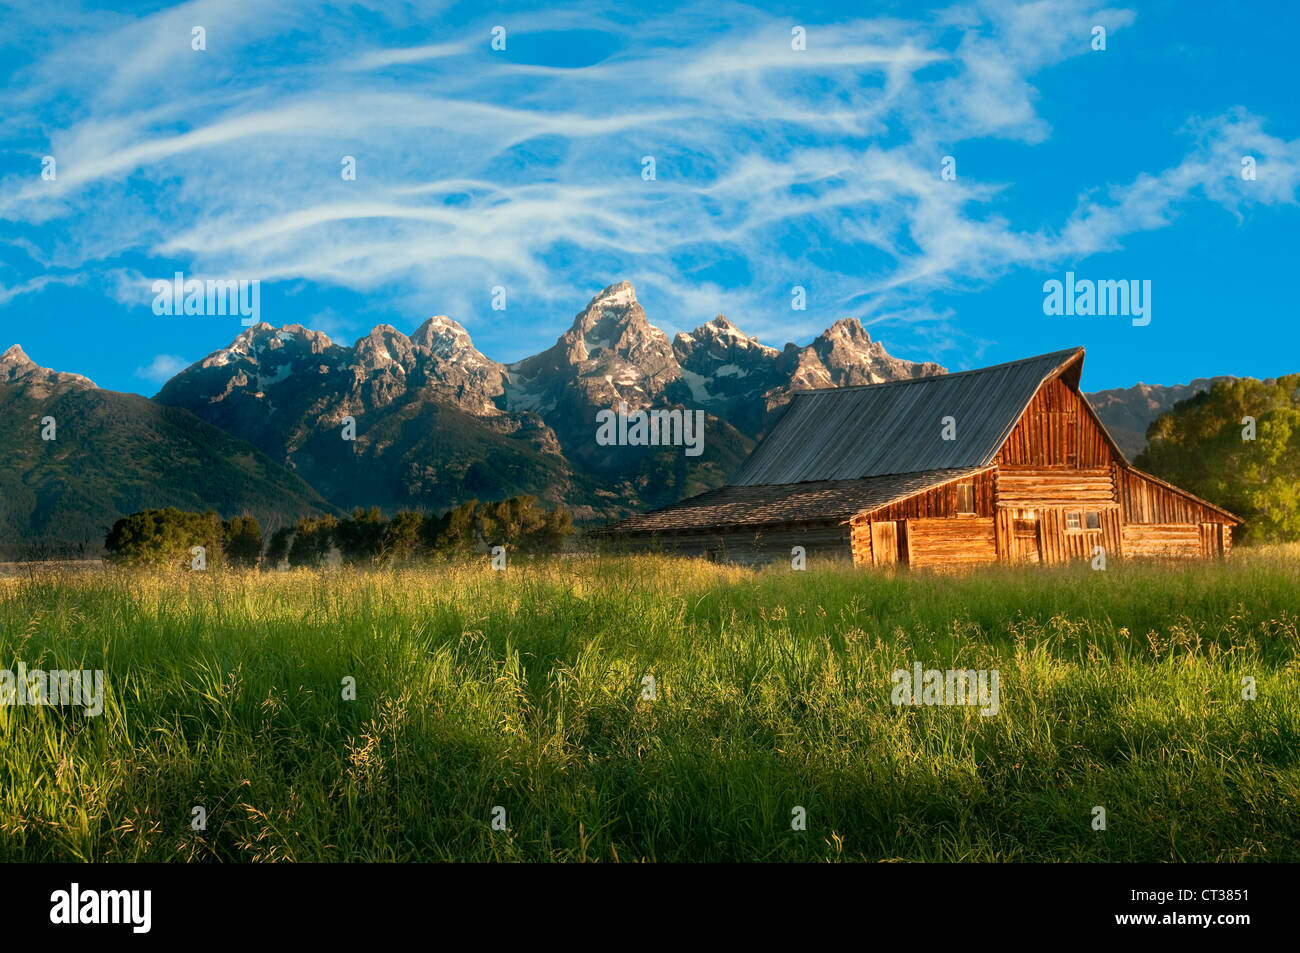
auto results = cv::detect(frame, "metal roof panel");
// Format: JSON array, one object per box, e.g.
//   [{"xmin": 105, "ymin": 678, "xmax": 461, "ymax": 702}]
[{"xmin": 728, "ymin": 348, "xmax": 1083, "ymax": 486}]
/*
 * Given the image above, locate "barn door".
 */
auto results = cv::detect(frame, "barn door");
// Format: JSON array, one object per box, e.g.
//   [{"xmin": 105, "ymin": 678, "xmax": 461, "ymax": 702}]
[
  {"xmin": 1013, "ymin": 512, "xmax": 1041, "ymax": 563},
  {"xmin": 1201, "ymin": 523, "xmax": 1224, "ymax": 558},
  {"xmin": 871, "ymin": 521, "xmax": 898, "ymax": 566}
]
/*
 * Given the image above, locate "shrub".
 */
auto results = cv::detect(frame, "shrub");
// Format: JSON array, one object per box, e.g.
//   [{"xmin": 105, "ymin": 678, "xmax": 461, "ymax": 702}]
[
  {"xmin": 336, "ymin": 507, "xmax": 386, "ymax": 564},
  {"xmin": 264, "ymin": 526, "xmax": 294, "ymax": 570},
  {"xmin": 381, "ymin": 511, "xmax": 424, "ymax": 563},
  {"xmin": 288, "ymin": 515, "xmax": 339, "ymax": 567},
  {"xmin": 104, "ymin": 507, "xmax": 224, "ymax": 569},
  {"xmin": 224, "ymin": 515, "xmax": 263, "ymax": 568}
]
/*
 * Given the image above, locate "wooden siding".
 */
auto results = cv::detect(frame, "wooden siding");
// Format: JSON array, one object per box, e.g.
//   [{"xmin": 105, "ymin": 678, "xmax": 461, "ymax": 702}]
[
  {"xmin": 859, "ymin": 469, "xmax": 997, "ymax": 521},
  {"xmin": 1117, "ymin": 468, "xmax": 1234, "ymax": 525},
  {"xmin": 851, "ymin": 520, "xmax": 902, "ymax": 567},
  {"xmin": 1122, "ymin": 523, "xmax": 1203, "ymax": 558},
  {"xmin": 995, "ymin": 466, "xmax": 1116, "ymax": 506},
  {"xmin": 1036, "ymin": 507, "xmax": 1122, "ymax": 563},
  {"xmin": 998, "ymin": 377, "xmax": 1113, "ymax": 468},
  {"xmin": 904, "ymin": 518, "xmax": 997, "ymax": 570},
  {"xmin": 1198, "ymin": 522, "xmax": 1235, "ymax": 558},
  {"xmin": 996, "ymin": 505, "xmax": 1122, "ymax": 564}
]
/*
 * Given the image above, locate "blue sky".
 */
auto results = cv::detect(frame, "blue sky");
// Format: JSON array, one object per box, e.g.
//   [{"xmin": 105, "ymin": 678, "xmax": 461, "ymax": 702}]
[{"xmin": 1, "ymin": 0, "xmax": 1297, "ymax": 396}]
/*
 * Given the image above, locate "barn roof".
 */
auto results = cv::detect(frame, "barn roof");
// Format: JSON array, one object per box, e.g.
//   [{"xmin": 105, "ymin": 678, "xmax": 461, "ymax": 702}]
[
  {"xmin": 728, "ymin": 347, "xmax": 1085, "ymax": 486},
  {"xmin": 605, "ymin": 467, "xmax": 990, "ymax": 534}
]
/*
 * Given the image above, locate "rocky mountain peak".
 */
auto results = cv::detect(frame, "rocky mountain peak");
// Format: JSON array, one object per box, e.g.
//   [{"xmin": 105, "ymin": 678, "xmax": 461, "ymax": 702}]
[
  {"xmin": 353, "ymin": 324, "xmax": 414, "ymax": 372},
  {"xmin": 564, "ymin": 281, "xmax": 671, "ymax": 364},
  {"xmin": 1, "ymin": 344, "xmax": 34, "ymax": 369},
  {"xmin": 507, "ymin": 282, "xmax": 680, "ymax": 421},
  {"xmin": 812, "ymin": 317, "xmax": 877, "ymax": 359},
  {"xmin": 675, "ymin": 314, "xmax": 779, "ymax": 361},
  {"xmin": 702, "ymin": 314, "xmax": 741, "ymax": 334},
  {"xmin": 588, "ymin": 279, "xmax": 637, "ymax": 308},
  {"xmin": 403, "ymin": 315, "xmax": 506, "ymax": 414},
  {"xmin": 412, "ymin": 315, "xmax": 499, "ymax": 372},
  {"xmin": 269, "ymin": 324, "xmax": 335, "ymax": 353},
  {"xmin": 1086, "ymin": 375, "xmax": 1237, "ymax": 458},
  {"xmin": 1, "ymin": 344, "xmax": 96, "ymax": 392},
  {"xmin": 682, "ymin": 315, "xmax": 741, "ymax": 343},
  {"xmin": 827, "ymin": 316, "xmax": 869, "ymax": 336},
  {"xmin": 803, "ymin": 317, "xmax": 945, "ymax": 388},
  {"xmin": 412, "ymin": 315, "xmax": 470, "ymax": 348},
  {"xmin": 199, "ymin": 323, "xmax": 338, "ymax": 373}
]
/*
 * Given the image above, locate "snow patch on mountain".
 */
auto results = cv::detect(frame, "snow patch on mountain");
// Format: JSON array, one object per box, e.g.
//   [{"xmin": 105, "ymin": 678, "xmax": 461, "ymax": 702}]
[{"xmin": 678, "ymin": 368, "xmax": 713, "ymax": 402}]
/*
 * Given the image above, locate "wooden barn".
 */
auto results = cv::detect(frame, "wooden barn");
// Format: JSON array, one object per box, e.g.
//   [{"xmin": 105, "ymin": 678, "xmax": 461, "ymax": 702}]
[{"xmin": 602, "ymin": 347, "xmax": 1241, "ymax": 568}]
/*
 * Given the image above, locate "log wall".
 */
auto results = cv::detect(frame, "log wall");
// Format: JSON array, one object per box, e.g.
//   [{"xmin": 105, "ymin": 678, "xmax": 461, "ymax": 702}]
[
  {"xmin": 850, "ymin": 519, "xmax": 903, "ymax": 567},
  {"xmin": 903, "ymin": 517, "xmax": 998, "ymax": 570},
  {"xmin": 1122, "ymin": 522, "xmax": 1203, "ymax": 558},
  {"xmin": 995, "ymin": 467, "xmax": 1116, "ymax": 505}
]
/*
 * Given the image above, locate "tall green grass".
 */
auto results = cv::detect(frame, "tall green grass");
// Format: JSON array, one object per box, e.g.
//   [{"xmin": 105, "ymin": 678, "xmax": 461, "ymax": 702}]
[{"xmin": 1, "ymin": 548, "xmax": 1297, "ymax": 861}]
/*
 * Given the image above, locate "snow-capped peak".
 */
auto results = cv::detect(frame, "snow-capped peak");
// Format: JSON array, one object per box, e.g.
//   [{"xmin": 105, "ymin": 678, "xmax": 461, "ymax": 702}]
[{"xmin": 588, "ymin": 280, "xmax": 637, "ymax": 309}]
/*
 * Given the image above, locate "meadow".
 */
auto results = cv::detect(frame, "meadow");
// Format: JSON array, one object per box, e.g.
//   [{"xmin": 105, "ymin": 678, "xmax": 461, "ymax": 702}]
[{"xmin": 1, "ymin": 547, "xmax": 1297, "ymax": 862}]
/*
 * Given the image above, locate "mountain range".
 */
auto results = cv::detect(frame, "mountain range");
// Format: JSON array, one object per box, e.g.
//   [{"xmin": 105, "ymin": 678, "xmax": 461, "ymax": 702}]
[
  {"xmin": 1085, "ymin": 377, "xmax": 1238, "ymax": 460},
  {"xmin": 152, "ymin": 281, "xmax": 945, "ymax": 521},
  {"xmin": 0, "ymin": 344, "xmax": 329, "ymax": 558},
  {"xmin": 0, "ymin": 281, "xmax": 1237, "ymax": 554}
]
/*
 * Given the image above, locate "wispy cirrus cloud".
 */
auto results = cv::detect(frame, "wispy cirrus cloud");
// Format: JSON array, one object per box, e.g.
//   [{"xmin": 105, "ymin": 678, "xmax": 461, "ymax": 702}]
[
  {"xmin": 0, "ymin": 0, "xmax": 1297, "ymax": 366},
  {"xmin": 0, "ymin": 273, "xmax": 82, "ymax": 306}
]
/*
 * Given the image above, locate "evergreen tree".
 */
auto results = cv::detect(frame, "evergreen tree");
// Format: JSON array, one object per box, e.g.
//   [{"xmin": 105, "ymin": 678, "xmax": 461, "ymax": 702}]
[
  {"xmin": 382, "ymin": 511, "xmax": 424, "ymax": 563},
  {"xmin": 265, "ymin": 526, "xmax": 294, "ymax": 569},
  {"xmin": 336, "ymin": 507, "xmax": 386, "ymax": 564},
  {"xmin": 224, "ymin": 515, "xmax": 263, "ymax": 568}
]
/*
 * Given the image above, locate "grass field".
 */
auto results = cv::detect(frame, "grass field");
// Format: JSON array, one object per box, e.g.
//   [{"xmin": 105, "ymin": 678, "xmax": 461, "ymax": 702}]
[{"xmin": 1, "ymin": 547, "xmax": 1298, "ymax": 862}]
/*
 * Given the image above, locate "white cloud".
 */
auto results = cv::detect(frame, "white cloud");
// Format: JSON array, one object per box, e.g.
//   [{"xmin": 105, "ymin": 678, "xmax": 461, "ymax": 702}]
[
  {"xmin": 0, "ymin": 0, "xmax": 1295, "ymax": 367},
  {"xmin": 0, "ymin": 273, "xmax": 83, "ymax": 305},
  {"xmin": 135, "ymin": 353, "xmax": 191, "ymax": 383}
]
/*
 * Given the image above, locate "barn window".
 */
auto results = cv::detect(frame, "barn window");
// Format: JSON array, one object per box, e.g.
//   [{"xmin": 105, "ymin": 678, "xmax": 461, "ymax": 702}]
[
  {"xmin": 1085, "ymin": 511, "xmax": 1101, "ymax": 530},
  {"xmin": 956, "ymin": 481, "xmax": 976, "ymax": 515},
  {"xmin": 1066, "ymin": 511, "xmax": 1082, "ymax": 530}
]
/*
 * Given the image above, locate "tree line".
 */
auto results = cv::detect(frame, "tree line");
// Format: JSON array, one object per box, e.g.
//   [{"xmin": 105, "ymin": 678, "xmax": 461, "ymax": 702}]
[
  {"xmin": 103, "ymin": 496, "xmax": 574, "ymax": 569},
  {"xmin": 1139, "ymin": 374, "xmax": 1300, "ymax": 542}
]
